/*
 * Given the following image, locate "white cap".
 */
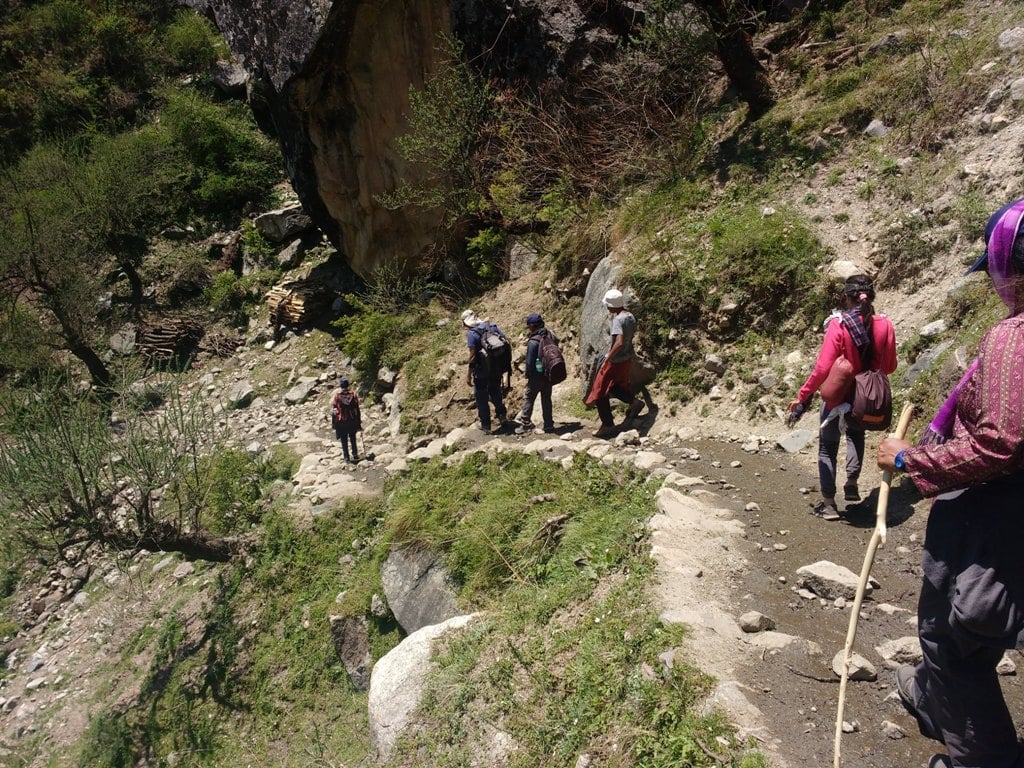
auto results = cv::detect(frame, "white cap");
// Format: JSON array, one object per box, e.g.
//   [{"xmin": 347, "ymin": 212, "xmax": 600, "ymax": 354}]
[
  {"xmin": 461, "ymin": 309, "xmax": 481, "ymax": 328},
  {"xmin": 602, "ymin": 289, "xmax": 624, "ymax": 309}
]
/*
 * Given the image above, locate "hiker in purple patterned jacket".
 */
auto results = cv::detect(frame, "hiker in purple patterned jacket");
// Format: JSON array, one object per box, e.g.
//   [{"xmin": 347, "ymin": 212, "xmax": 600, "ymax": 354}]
[{"xmin": 878, "ymin": 199, "xmax": 1024, "ymax": 768}]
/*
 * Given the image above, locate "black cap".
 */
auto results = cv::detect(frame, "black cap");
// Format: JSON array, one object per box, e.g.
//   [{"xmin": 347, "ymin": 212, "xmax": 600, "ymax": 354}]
[{"xmin": 965, "ymin": 199, "xmax": 1024, "ymax": 275}]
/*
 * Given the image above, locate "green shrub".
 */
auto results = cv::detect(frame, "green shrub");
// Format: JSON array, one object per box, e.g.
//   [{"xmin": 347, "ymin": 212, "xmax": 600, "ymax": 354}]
[
  {"xmin": 162, "ymin": 9, "xmax": 222, "ymax": 72},
  {"xmin": 465, "ymin": 227, "xmax": 506, "ymax": 283},
  {"xmin": 334, "ymin": 295, "xmax": 422, "ymax": 382},
  {"xmin": 161, "ymin": 90, "xmax": 281, "ymax": 218}
]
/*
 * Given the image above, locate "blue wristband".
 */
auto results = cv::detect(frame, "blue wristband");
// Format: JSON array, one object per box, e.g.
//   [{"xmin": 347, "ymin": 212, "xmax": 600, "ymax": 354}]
[{"xmin": 894, "ymin": 450, "xmax": 906, "ymax": 471}]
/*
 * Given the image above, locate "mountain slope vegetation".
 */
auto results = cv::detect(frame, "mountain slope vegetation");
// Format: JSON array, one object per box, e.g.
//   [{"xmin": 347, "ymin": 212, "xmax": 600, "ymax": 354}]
[{"xmin": 1, "ymin": 0, "xmax": 1023, "ymax": 766}]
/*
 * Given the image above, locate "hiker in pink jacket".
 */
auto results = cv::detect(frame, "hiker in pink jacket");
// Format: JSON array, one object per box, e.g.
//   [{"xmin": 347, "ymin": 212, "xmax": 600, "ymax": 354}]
[{"xmin": 787, "ymin": 274, "xmax": 897, "ymax": 519}]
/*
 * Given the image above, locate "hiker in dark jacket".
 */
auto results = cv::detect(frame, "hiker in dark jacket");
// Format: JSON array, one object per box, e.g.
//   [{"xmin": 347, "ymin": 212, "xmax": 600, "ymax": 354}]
[
  {"xmin": 787, "ymin": 274, "xmax": 897, "ymax": 520},
  {"xmin": 462, "ymin": 309, "xmax": 511, "ymax": 434},
  {"xmin": 516, "ymin": 313, "xmax": 556, "ymax": 434},
  {"xmin": 331, "ymin": 377, "xmax": 361, "ymax": 463},
  {"xmin": 877, "ymin": 199, "xmax": 1024, "ymax": 768}
]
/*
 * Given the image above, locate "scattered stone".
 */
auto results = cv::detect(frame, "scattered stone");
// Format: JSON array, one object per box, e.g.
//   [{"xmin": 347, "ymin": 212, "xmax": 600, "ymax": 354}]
[
  {"xmin": 832, "ymin": 651, "xmax": 877, "ymax": 681},
  {"xmin": 875, "ymin": 636, "xmax": 923, "ymax": 667},
  {"xmin": 998, "ymin": 653, "xmax": 1017, "ymax": 676},
  {"xmin": 738, "ymin": 611, "xmax": 777, "ymax": 633},
  {"xmin": 881, "ymin": 720, "xmax": 907, "ymax": 739},
  {"xmin": 744, "ymin": 502, "xmax": 761, "ymax": 512},
  {"xmin": 796, "ymin": 561, "xmax": 866, "ymax": 601}
]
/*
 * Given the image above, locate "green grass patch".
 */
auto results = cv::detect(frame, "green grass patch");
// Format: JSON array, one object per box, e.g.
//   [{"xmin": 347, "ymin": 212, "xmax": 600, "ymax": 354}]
[
  {"xmin": 616, "ymin": 192, "xmax": 831, "ymax": 399},
  {"xmin": 381, "ymin": 452, "xmax": 763, "ymax": 767}
]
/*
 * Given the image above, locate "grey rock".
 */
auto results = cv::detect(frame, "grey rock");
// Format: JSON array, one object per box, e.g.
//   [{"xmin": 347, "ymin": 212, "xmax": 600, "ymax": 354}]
[
  {"xmin": 738, "ymin": 611, "xmax": 776, "ymax": 633},
  {"xmin": 283, "ymin": 380, "xmax": 316, "ymax": 405},
  {"xmin": 875, "ymin": 636, "xmax": 923, "ymax": 667},
  {"xmin": 920, "ymin": 319, "xmax": 947, "ymax": 338},
  {"xmin": 900, "ymin": 341, "xmax": 952, "ymax": 387},
  {"xmin": 705, "ymin": 354, "xmax": 726, "ymax": 375},
  {"xmin": 831, "ymin": 651, "xmax": 877, "ymax": 681},
  {"xmin": 224, "ymin": 381, "xmax": 255, "ymax": 409},
  {"xmin": 776, "ymin": 430, "xmax": 815, "ymax": 454},
  {"xmin": 367, "ymin": 614, "xmax": 480, "ymax": 759},
  {"xmin": 209, "ymin": 59, "xmax": 248, "ymax": 97},
  {"xmin": 253, "ymin": 205, "xmax": 314, "ymax": 243},
  {"xmin": 863, "ymin": 119, "xmax": 891, "ymax": 138},
  {"xmin": 329, "ymin": 614, "xmax": 372, "ymax": 691},
  {"xmin": 796, "ymin": 561, "xmax": 867, "ymax": 601},
  {"xmin": 381, "ymin": 547, "xmax": 460, "ymax": 635},
  {"xmin": 998, "ymin": 27, "xmax": 1024, "ymax": 51}
]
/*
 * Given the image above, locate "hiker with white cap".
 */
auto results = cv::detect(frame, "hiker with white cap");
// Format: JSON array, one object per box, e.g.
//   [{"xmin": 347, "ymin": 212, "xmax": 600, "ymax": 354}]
[
  {"xmin": 877, "ymin": 198, "xmax": 1024, "ymax": 768},
  {"xmin": 462, "ymin": 309, "xmax": 512, "ymax": 434},
  {"xmin": 585, "ymin": 288, "xmax": 644, "ymax": 438}
]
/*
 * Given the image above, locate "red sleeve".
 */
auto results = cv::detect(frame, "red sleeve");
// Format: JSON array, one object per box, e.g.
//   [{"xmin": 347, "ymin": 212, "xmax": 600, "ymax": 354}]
[
  {"xmin": 797, "ymin": 320, "xmax": 848, "ymax": 403},
  {"xmin": 872, "ymin": 316, "xmax": 897, "ymax": 374}
]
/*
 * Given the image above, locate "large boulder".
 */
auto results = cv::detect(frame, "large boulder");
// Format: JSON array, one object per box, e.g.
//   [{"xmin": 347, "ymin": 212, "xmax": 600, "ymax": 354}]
[
  {"xmin": 380, "ymin": 546, "xmax": 461, "ymax": 634},
  {"xmin": 185, "ymin": 1, "xmax": 643, "ymax": 278},
  {"xmin": 367, "ymin": 613, "xmax": 481, "ymax": 760}
]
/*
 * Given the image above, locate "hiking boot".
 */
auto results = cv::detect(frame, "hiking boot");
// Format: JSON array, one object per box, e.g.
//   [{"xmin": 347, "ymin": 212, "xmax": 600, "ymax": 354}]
[
  {"xmin": 811, "ymin": 500, "xmax": 841, "ymax": 521},
  {"xmin": 542, "ymin": 424, "xmax": 556, "ymax": 433},
  {"xmin": 594, "ymin": 425, "xmax": 617, "ymax": 439},
  {"xmin": 514, "ymin": 421, "xmax": 534, "ymax": 435},
  {"xmin": 895, "ymin": 665, "xmax": 926, "ymax": 717},
  {"xmin": 928, "ymin": 755, "xmax": 952, "ymax": 768},
  {"xmin": 844, "ymin": 484, "xmax": 860, "ymax": 502},
  {"xmin": 624, "ymin": 399, "xmax": 644, "ymax": 421}
]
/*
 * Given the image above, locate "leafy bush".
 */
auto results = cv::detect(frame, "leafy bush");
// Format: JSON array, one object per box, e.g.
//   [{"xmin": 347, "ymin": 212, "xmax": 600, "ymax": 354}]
[
  {"xmin": 162, "ymin": 9, "xmax": 222, "ymax": 72},
  {"xmin": 201, "ymin": 446, "xmax": 297, "ymax": 534},
  {"xmin": 334, "ymin": 295, "xmax": 423, "ymax": 382},
  {"xmin": 161, "ymin": 90, "xmax": 281, "ymax": 218}
]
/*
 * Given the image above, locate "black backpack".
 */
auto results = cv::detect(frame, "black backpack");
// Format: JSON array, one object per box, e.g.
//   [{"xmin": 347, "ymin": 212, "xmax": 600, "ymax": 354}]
[
  {"xmin": 535, "ymin": 333, "xmax": 566, "ymax": 384},
  {"xmin": 478, "ymin": 326, "xmax": 511, "ymax": 375}
]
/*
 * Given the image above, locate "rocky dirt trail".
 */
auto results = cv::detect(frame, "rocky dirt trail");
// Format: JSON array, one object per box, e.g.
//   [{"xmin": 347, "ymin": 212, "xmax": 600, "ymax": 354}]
[{"xmin": 3, "ymin": 327, "xmax": 1023, "ymax": 768}]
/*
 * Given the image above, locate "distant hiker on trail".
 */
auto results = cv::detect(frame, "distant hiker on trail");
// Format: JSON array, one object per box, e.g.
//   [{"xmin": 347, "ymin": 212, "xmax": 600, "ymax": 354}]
[
  {"xmin": 331, "ymin": 377, "xmax": 361, "ymax": 463},
  {"xmin": 463, "ymin": 309, "xmax": 512, "ymax": 434},
  {"xmin": 877, "ymin": 199, "xmax": 1024, "ymax": 768},
  {"xmin": 515, "ymin": 313, "xmax": 563, "ymax": 435},
  {"xmin": 585, "ymin": 289, "xmax": 645, "ymax": 439},
  {"xmin": 787, "ymin": 274, "xmax": 896, "ymax": 520}
]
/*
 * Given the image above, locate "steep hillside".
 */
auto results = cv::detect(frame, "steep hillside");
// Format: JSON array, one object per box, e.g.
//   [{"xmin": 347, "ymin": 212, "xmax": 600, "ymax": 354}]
[{"xmin": 3, "ymin": 1, "xmax": 1024, "ymax": 767}]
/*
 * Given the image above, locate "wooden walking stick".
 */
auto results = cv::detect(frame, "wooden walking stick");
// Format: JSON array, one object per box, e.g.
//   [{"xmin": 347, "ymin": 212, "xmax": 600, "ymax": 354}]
[{"xmin": 833, "ymin": 401, "xmax": 914, "ymax": 768}]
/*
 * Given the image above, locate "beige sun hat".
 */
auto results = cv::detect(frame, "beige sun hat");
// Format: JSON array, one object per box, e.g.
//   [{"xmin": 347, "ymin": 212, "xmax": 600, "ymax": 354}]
[
  {"xmin": 461, "ymin": 309, "xmax": 482, "ymax": 328},
  {"xmin": 602, "ymin": 289, "xmax": 625, "ymax": 308}
]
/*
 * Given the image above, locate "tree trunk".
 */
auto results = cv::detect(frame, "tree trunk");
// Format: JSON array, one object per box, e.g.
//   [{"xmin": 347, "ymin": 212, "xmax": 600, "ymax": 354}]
[{"xmin": 696, "ymin": 0, "xmax": 774, "ymax": 118}]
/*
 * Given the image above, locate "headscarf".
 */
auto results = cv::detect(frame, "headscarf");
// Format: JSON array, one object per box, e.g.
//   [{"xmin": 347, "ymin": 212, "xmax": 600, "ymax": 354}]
[
  {"xmin": 921, "ymin": 200, "xmax": 1024, "ymax": 444},
  {"xmin": 984, "ymin": 199, "xmax": 1024, "ymax": 315}
]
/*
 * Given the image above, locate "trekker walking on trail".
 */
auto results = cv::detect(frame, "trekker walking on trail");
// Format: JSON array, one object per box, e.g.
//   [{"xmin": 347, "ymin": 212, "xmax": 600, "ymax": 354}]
[
  {"xmin": 585, "ymin": 289, "xmax": 644, "ymax": 439},
  {"xmin": 331, "ymin": 377, "xmax": 361, "ymax": 463},
  {"xmin": 516, "ymin": 313, "xmax": 558, "ymax": 434},
  {"xmin": 463, "ymin": 309, "xmax": 512, "ymax": 434},
  {"xmin": 877, "ymin": 199, "xmax": 1024, "ymax": 768},
  {"xmin": 787, "ymin": 274, "xmax": 897, "ymax": 520}
]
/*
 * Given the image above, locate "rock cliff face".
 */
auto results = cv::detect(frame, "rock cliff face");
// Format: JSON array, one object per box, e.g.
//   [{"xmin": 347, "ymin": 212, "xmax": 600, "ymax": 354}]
[{"xmin": 187, "ymin": 0, "xmax": 641, "ymax": 277}]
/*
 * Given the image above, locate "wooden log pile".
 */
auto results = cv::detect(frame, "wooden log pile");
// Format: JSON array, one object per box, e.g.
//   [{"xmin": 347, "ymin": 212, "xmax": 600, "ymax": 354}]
[
  {"xmin": 265, "ymin": 280, "xmax": 332, "ymax": 326},
  {"xmin": 137, "ymin": 319, "xmax": 204, "ymax": 361}
]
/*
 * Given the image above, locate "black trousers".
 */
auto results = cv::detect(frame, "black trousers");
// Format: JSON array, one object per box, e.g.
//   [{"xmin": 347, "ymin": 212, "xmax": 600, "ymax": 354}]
[
  {"xmin": 911, "ymin": 478, "xmax": 1024, "ymax": 768},
  {"xmin": 336, "ymin": 429, "xmax": 358, "ymax": 461}
]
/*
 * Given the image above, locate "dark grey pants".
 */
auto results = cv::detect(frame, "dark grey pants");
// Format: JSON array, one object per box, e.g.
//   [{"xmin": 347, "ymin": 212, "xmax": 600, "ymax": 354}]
[
  {"xmin": 817, "ymin": 405, "xmax": 864, "ymax": 498},
  {"xmin": 909, "ymin": 479, "xmax": 1024, "ymax": 768},
  {"xmin": 519, "ymin": 376, "xmax": 553, "ymax": 428}
]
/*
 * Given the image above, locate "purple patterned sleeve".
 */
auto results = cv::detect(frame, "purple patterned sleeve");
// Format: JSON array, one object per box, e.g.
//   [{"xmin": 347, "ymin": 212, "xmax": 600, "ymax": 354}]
[{"xmin": 903, "ymin": 318, "xmax": 1024, "ymax": 496}]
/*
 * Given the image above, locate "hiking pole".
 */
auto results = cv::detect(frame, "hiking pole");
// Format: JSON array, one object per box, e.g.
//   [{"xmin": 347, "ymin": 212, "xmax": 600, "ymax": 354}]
[{"xmin": 833, "ymin": 401, "xmax": 914, "ymax": 768}]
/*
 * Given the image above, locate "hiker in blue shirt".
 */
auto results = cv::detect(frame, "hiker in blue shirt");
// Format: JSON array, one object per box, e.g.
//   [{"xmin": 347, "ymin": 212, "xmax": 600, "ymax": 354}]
[
  {"xmin": 462, "ymin": 309, "xmax": 511, "ymax": 434},
  {"xmin": 515, "ymin": 313, "xmax": 557, "ymax": 434}
]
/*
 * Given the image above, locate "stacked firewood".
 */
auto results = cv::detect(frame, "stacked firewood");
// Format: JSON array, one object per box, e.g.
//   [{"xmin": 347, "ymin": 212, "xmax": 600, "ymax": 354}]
[
  {"xmin": 137, "ymin": 319, "xmax": 204, "ymax": 360},
  {"xmin": 265, "ymin": 281, "xmax": 332, "ymax": 326}
]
